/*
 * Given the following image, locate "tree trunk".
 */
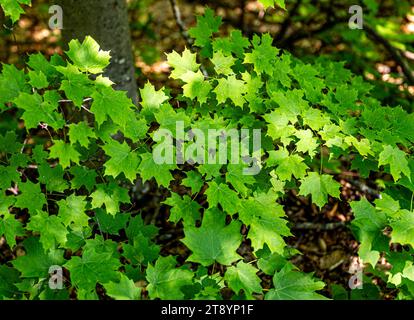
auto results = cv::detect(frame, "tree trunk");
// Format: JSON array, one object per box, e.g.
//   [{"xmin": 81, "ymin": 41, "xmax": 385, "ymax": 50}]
[{"xmin": 58, "ymin": 0, "xmax": 138, "ymax": 104}]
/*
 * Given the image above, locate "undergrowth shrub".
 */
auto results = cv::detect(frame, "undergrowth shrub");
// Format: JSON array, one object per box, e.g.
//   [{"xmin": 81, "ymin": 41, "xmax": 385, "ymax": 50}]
[{"xmin": 0, "ymin": 10, "xmax": 413, "ymax": 300}]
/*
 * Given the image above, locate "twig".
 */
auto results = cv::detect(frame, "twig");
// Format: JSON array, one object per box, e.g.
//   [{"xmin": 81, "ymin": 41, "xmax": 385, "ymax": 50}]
[
  {"xmin": 169, "ymin": 0, "xmax": 193, "ymax": 47},
  {"xmin": 81, "ymin": 104, "xmax": 94, "ymax": 114},
  {"xmin": 59, "ymin": 97, "xmax": 94, "ymax": 113},
  {"xmin": 20, "ymin": 137, "xmax": 28, "ymax": 153},
  {"xmin": 274, "ymin": 0, "xmax": 302, "ymax": 43},
  {"xmin": 278, "ymin": 16, "xmax": 348, "ymax": 47},
  {"xmin": 292, "ymin": 221, "xmax": 346, "ymax": 230},
  {"xmin": 168, "ymin": 0, "xmax": 209, "ymax": 78},
  {"xmin": 58, "ymin": 97, "xmax": 93, "ymax": 103},
  {"xmin": 347, "ymin": 178, "xmax": 381, "ymax": 198},
  {"xmin": 363, "ymin": 23, "xmax": 414, "ymax": 85},
  {"xmin": 277, "ymin": 8, "xmax": 414, "ymax": 86},
  {"xmin": 239, "ymin": 0, "xmax": 246, "ymax": 33}
]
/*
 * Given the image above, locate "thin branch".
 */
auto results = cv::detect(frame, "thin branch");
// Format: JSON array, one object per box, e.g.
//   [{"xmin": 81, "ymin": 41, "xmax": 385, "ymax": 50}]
[
  {"xmin": 59, "ymin": 97, "xmax": 94, "ymax": 113},
  {"xmin": 278, "ymin": 16, "xmax": 348, "ymax": 47},
  {"xmin": 275, "ymin": 4, "xmax": 414, "ymax": 86},
  {"xmin": 81, "ymin": 104, "xmax": 94, "ymax": 114},
  {"xmin": 239, "ymin": 0, "xmax": 246, "ymax": 33},
  {"xmin": 169, "ymin": 0, "xmax": 194, "ymax": 47},
  {"xmin": 58, "ymin": 97, "xmax": 93, "ymax": 104},
  {"xmin": 346, "ymin": 178, "xmax": 381, "ymax": 199},
  {"xmin": 363, "ymin": 23, "xmax": 414, "ymax": 85},
  {"xmin": 274, "ymin": 0, "xmax": 302, "ymax": 43},
  {"xmin": 292, "ymin": 221, "xmax": 346, "ymax": 230},
  {"xmin": 168, "ymin": 0, "xmax": 209, "ymax": 78}
]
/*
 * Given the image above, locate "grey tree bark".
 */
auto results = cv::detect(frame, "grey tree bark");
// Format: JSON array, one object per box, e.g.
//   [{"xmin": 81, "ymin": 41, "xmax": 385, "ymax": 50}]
[{"xmin": 58, "ymin": 0, "xmax": 138, "ymax": 104}]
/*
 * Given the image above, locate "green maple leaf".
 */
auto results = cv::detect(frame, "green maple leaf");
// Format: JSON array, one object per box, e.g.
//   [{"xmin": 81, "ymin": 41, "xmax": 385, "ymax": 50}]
[
  {"xmin": 182, "ymin": 170, "xmax": 204, "ymax": 194},
  {"xmin": 374, "ymin": 193, "xmax": 400, "ymax": 217},
  {"xmin": 320, "ymin": 124, "xmax": 346, "ymax": 150},
  {"xmin": 166, "ymin": 48, "xmax": 200, "ymax": 80},
  {"xmin": 31, "ymin": 144, "xmax": 48, "ymax": 163},
  {"xmin": 28, "ymin": 52, "xmax": 63, "ymax": 80},
  {"xmin": 0, "ymin": 64, "xmax": 29, "ymax": 108},
  {"xmin": 154, "ymin": 104, "xmax": 190, "ymax": 137},
  {"xmin": 12, "ymin": 237, "xmax": 65, "ymax": 278},
  {"xmin": 10, "ymin": 153, "xmax": 29, "ymax": 168},
  {"xmin": 211, "ymin": 50, "xmax": 236, "ymax": 75},
  {"xmin": 69, "ymin": 166, "xmax": 97, "ymax": 192},
  {"xmin": 90, "ymin": 183, "xmax": 130, "ymax": 216},
  {"xmin": 295, "ymin": 129, "xmax": 319, "ymax": 158},
  {"xmin": 378, "ymin": 145, "xmax": 411, "ymax": 181},
  {"xmin": 323, "ymin": 61, "xmax": 352, "ymax": 88},
  {"xmin": 0, "ymin": 131, "xmax": 22, "ymax": 154},
  {"xmin": 188, "ymin": 7, "xmax": 222, "ymax": 56},
  {"xmin": 14, "ymin": 182, "xmax": 47, "ymax": 214},
  {"xmin": 244, "ymin": 34, "xmax": 279, "ymax": 75},
  {"xmin": 146, "ymin": 256, "xmax": 193, "ymax": 300},
  {"xmin": 205, "ymin": 181, "xmax": 239, "ymax": 214},
  {"xmin": 344, "ymin": 136, "xmax": 373, "ymax": 157},
  {"xmin": 182, "ymin": 208, "xmax": 242, "ymax": 266},
  {"xmin": 122, "ymin": 232, "xmax": 160, "ymax": 265},
  {"xmin": 0, "ymin": 265, "xmax": 19, "ymax": 299},
  {"xmin": 242, "ymin": 71, "xmax": 264, "ymax": 112},
  {"xmin": 385, "ymin": 252, "xmax": 414, "ymax": 286},
  {"xmin": 299, "ymin": 172, "xmax": 341, "ymax": 208},
  {"xmin": 181, "ymin": 71, "xmax": 212, "ymax": 105},
  {"xmin": 83, "ymin": 236, "xmax": 119, "ymax": 257},
  {"xmin": 137, "ymin": 152, "xmax": 176, "ymax": 187},
  {"xmin": 102, "ymin": 139, "xmax": 140, "ymax": 182},
  {"xmin": 94, "ymin": 209, "xmax": 129, "ymax": 235},
  {"xmin": 257, "ymin": 248, "xmax": 288, "ymax": 276},
  {"xmin": 0, "ymin": 212, "xmax": 24, "ymax": 247},
  {"xmin": 225, "ymin": 164, "xmax": 255, "ymax": 196},
  {"xmin": 198, "ymin": 163, "xmax": 223, "ymax": 180},
  {"xmin": 265, "ymin": 265, "xmax": 328, "ymax": 300},
  {"xmin": 270, "ymin": 89, "xmax": 308, "ymax": 123},
  {"xmin": 37, "ymin": 163, "xmax": 69, "ymax": 193},
  {"xmin": 259, "ymin": 0, "xmax": 286, "ymax": 9},
  {"xmin": 57, "ymin": 64, "xmax": 94, "ymax": 107},
  {"xmin": 350, "ymin": 198, "xmax": 387, "ymax": 267},
  {"xmin": 271, "ymin": 54, "xmax": 292, "ymax": 88},
  {"xmin": 66, "ymin": 36, "xmax": 111, "ymax": 74},
  {"xmin": 28, "ymin": 70, "xmax": 48, "ymax": 89},
  {"xmin": 126, "ymin": 215, "xmax": 158, "ymax": 241},
  {"xmin": 164, "ymin": 193, "xmax": 202, "ymax": 225},
  {"xmin": 269, "ymin": 171, "xmax": 286, "ymax": 194},
  {"xmin": 0, "ymin": 165, "xmax": 20, "ymax": 190},
  {"xmin": 302, "ymin": 108, "xmax": 330, "ymax": 131},
  {"xmin": 49, "ymin": 140, "xmax": 81, "ymax": 168},
  {"xmin": 213, "ymin": 75, "xmax": 247, "ymax": 107},
  {"xmin": 103, "ymin": 274, "xmax": 141, "ymax": 300},
  {"xmin": 0, "ymin": 0, "xmax": 31, "ymax": 23},
  {"xmin": 68, "ymin": 122, "xmax": 97, "ymax": 147},
  {"xmin": 64, "ymin": 247, "xmax": 121, "ymax": 291},
  {"xmin": 27, "ymin": 210, "xmax": 68, "ymax": 250},
  {"xmin": 212, "ymin": 30, "xmax": 250, "ymax": 58},
  {"xmin": 390, "ymin": 210, "xmax": 414, "ymax": 247},
  {"xmin": 239, "ymin": 192, "xmax": 290, "ymax": 253},
  {"xmin": 90, "ymin": 86, "xmax": 135, "ymax": 127},
  {"xmin": 265, "ymin": 116, "xmax": 295, "ymax": 145},
  {"xmin": 224, "ymin": 261, "xmax": 262, "ymax": 298},
  {"xmin": 139, "ymin": 81, "xmax": 169, "ymax": 115},
  {"xmin": 13, "ymin": 91, "xmax": 64, "ymax": 129},
  {"xmin": 335, "ymin": 84, "xmax": 358, "ymax": 111},
  {"xmin": 123, "ymin": 116, "xmax": 148, "ymax": 141},
  {"xmin": 267, "ymin": 149, "xmax": 308, "ymax": 181},
  {"xmin": 58, "ymin": 194, "xmax": 89, "ymax": 232}
]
